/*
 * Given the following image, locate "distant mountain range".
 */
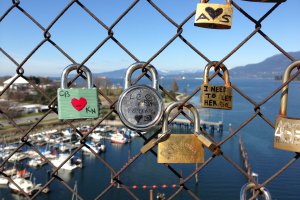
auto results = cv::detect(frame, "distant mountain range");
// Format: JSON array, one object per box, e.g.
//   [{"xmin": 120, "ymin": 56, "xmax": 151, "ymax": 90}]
[
  {"xmin": 95, "ymin": 51, "xmax": 300, "ymax": 79},
  {"xmin": 230, "ymin": 51, "xmax": 300, "ymax": 79},
  {"xmin": 95, "ymin": 68, "xmax": 197, "ymax": 79}
]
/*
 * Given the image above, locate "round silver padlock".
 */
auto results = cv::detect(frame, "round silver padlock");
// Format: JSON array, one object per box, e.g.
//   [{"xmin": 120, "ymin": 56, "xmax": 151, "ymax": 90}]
[{"xmin": 117, "ymin": 62, "xmax": 164, "ymax": 131}]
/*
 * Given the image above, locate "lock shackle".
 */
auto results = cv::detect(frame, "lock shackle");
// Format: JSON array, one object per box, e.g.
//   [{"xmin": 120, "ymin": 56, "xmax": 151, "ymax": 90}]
[
  {"xmin": 162, "ymin": 101, "xmax": 200, "ymax": 135},
  {"xmin": 61, "ymin": 64, "xmax": 93, "ymax": 89},
  {"xmin": 279, "ymin": 60, "xmax": 300, "ymax": 116},
  {"xmin": 203, "ymin": 61, "xmax": 230, "ymax": 87},
  {"xmin": 200, "ymin": 0, "xmax": 231, "ymax": 4},
  {"xmin": 125, "ymin": 62, "xmax": 159, "ymax": 90},
  {"xmin": 240, "ymin": 183, "xmax": 271, "ymax": 200}
]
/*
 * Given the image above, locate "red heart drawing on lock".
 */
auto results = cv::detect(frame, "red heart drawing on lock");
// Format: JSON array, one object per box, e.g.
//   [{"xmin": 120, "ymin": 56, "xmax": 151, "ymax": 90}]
[{"xmin": 71, "ymin": 97, "xmax": 87, "ymax": 111}]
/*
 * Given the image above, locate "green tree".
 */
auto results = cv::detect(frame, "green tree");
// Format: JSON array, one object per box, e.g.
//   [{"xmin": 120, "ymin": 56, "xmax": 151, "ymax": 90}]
[{"xmin": 28, "ymin": 76, "xmax": 40, "ymax": 84}]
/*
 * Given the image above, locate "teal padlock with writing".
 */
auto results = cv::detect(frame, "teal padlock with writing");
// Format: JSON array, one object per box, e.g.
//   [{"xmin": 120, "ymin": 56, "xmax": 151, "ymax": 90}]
[{"xmin": 57, "ymin": 64, "xmax": 99, "ymax": 120}]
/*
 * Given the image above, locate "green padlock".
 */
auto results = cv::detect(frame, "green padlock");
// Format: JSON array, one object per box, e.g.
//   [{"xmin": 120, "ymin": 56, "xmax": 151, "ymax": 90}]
[{"xmin": 57, "ymin": 64, "xmax": 99, "ymax": 120}]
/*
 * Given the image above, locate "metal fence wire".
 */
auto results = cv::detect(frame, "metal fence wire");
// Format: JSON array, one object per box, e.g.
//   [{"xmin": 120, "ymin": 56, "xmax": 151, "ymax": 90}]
[{"xmin": 0, "ymin": 0, "xmax": 299, "ymax": 199}]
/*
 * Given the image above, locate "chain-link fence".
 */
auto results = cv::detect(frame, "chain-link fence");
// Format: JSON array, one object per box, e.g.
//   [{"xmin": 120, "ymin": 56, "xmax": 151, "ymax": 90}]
[{"xmin": 1, "ymin": 0, "xmax": 299, "ymax": 199}]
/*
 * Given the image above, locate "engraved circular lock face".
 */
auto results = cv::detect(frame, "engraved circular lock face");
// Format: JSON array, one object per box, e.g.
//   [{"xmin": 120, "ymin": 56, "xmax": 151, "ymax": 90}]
[{"xmin": 118, "ymin": 85, "xmax": 163, "ymax": 131}]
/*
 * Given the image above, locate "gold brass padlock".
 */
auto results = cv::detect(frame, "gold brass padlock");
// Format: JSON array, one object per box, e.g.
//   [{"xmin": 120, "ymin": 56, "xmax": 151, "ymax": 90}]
[
  {"xmin": 194, "ymin": 0, "xmax": 233, "ymax": 29},
  {"xmin": 200, "ymin": 61, "xmax": 232, "ymax": 110},
  {"xmin": 242, "ymin": 0, "xmax": 285, "ymax": 3},
  {"xmin": 274, "ymin": 61, "xmax": 300, "ymax": 152},
  {"xmin": 157, "ymin": 101, "xmax": 205, "ymax": 163}
]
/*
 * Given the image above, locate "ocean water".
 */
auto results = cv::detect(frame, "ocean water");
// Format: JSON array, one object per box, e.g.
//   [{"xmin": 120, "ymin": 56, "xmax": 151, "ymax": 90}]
[{"xmin": 1, "ymin": 78, "xmax": 300, "ymax": 200}]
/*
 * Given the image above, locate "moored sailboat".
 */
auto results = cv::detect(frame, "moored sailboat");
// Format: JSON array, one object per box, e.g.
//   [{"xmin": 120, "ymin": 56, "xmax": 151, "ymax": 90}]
[
  {"xmin": 8, "ymin": 177, "xmax": 41, "ymax": 196},
  {"xmin": 110, "ymin": 132, "xmax": 128, "ymax": 144}
]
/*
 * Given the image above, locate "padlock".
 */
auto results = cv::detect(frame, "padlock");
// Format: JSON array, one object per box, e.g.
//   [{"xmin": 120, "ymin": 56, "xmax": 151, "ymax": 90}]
[
  {"xmin": 57, "ymin": 64, "xmax": 99, "ymax": 120},
  {"xmin": 242, "ymin": 0, "xmax": 285, "ymax": 3},
  {"xmin": 200, "ymin": 61, "xmax": 232, "ymax": 110},
  {"xmin": 194, "ymin": 0, "xmax": 233, "ymax": 29},
  {"xmin": 240, "ymin": 182, "xmax": 271, "ymax": 200},
  {"xmin": 117, "ymin": 62, "xmax": 164, "ymax": 132},
  {"xmin": 157, "ymin": 101, "xmax": 205, "ymax": 163},
  {"xmin": 274, "ymin": 61, "xmax": 300, "ymax": 152}
]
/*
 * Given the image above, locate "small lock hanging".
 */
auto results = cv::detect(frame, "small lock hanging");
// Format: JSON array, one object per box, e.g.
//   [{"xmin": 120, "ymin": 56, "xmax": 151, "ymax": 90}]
[
  {"xmin": 242, "ymin": 0, "xmax": 285, "ymax": 3},
  {"xmin": 240, "ymin": 182, "xmax": 271, "ymax": 200},
  {"xmin": 157, "ymin": 101, "xmax": 205, "ymax": 163},
  {"xmin": 194, "ymin": 0, "xmax": 233, "ymax": 29},
  {"xmin": 117, "ymin": 62, "xmax": 164, "ymax": 132},
  {"xmin": 57, "ymin": 64, "xmax": 99, "ymax": 120},
  {"xmin": 274, "ymin": 61, "xmax": 300, "ymax": 152},
  {"xmin": 200, "ymin": 61, "xmax": 232, "ymax": 110}
]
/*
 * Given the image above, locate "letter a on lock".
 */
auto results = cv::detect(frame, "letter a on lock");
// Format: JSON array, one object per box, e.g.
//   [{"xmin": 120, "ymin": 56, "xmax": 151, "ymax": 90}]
[{"xmin": 194, "ymin": 0, "xmax": 233, "ymax": 29}]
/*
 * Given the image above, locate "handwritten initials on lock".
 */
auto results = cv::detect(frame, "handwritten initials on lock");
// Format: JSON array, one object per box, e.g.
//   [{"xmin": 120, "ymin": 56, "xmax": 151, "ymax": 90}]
[
  {"xmin": 194, "ymin": 0, "xmax": 233, "ymax": 29},
  {"xmin": 117, "ymin": 62, "xmax": 164, "ymax": 132},
  {"xmin": 57, "ymin": 64, "xmax": 99, "ymax": 120}
]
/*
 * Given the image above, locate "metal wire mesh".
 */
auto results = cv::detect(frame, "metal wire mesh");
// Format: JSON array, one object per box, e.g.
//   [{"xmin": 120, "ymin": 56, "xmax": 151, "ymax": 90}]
[{"xmin": 0, "ymin": 0, "xmax": 299, "ymax": 199}]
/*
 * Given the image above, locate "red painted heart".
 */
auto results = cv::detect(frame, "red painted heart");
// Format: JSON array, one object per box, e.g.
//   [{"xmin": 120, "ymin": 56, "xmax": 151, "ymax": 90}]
[{"xmin": 71, "ymin": 97, "xmax": 87, "ymax": 111}]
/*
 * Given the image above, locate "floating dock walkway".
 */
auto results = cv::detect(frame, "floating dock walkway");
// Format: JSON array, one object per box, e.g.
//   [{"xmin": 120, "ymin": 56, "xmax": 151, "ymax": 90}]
[{"xmin": 171, "ymin": 118, "xmax": 223, "ymax": 134}]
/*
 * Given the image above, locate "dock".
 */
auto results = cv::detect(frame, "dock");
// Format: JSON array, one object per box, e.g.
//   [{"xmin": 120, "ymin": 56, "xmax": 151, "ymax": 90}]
[
  {"xmin": 171, "ymin": 118, "xmax": 223, "ymax": 134},
  {"xmin": 239, "ymin": 136, "xmax": 272, "ymax": 199},
  {"xmin": 239, "ymin": 136, "xmax": 252, "ymax": 178}
]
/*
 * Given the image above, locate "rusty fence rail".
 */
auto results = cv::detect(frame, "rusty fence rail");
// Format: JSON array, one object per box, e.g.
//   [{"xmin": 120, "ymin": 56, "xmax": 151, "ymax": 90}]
[{"xmin": 0, "ymin": 0, "xmax": 299, "ymax": 199}]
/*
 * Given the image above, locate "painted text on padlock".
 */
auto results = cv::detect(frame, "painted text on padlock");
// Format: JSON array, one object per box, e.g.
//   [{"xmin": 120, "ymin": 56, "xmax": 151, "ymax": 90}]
[
  {"xmin": 194, "ymin": 0, "xmax": 233, "ymax": 29},
  {"xmin": 201, "ymin": 84, "xmax": 232, "ymax": 109},
  {"xmin": 58, "ymin": 88, "xmax": 98, "ymax": 120},
  {"xmin": 274, "ymin": 116, "xmax": 300, "ymax": 152},
  {"xmin": 117, "ymin": 62, "xmax": 163, "ymax": 131},
  {"xmin": 273, "ymin": 61, "xmax": 300, "ymax": 152},
  {"xmin": 119, "ymin": 87, "xmax": 160, "ymax": 126}
]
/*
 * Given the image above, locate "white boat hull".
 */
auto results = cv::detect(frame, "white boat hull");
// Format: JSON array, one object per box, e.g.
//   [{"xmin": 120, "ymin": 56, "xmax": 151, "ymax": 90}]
[
  {"xmin": 0, "ymin": 177, "xmax": 8, "ymax": 185},
  {"xmin": 8, "ymin": 177, "xmax": 41, "ymax": 196}
]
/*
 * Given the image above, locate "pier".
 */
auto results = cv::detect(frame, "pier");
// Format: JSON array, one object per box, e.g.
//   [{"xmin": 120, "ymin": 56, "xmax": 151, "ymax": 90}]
[
  {"xmin": 171, "ymin": 118, "xmax": 223, "ymax": 134},
  {"xmin": 239, "ymin": 136, "xmax": 272, "ymax": 200},
  {"xmin": 239, "ymin": 136, "xmax": 252, "ymax": 178}
]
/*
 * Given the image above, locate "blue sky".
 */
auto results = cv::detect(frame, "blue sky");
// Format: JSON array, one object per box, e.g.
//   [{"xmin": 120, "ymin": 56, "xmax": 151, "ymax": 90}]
[{"xmin": 1, "ymin": 0, "xmax": 300, "ymax": 76}]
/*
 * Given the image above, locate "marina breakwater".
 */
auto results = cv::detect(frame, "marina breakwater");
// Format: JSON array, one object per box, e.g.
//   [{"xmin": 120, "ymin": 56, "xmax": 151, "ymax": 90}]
[{"xmin": 0, "ymin": 117, "xmax": 223, "ymax": 144}]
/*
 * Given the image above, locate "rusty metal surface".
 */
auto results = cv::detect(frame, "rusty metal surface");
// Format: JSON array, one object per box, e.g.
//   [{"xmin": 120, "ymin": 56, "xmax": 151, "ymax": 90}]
[{"xmin": 0, "ymin": 0, "xmax": 299, "ymax": 199}]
